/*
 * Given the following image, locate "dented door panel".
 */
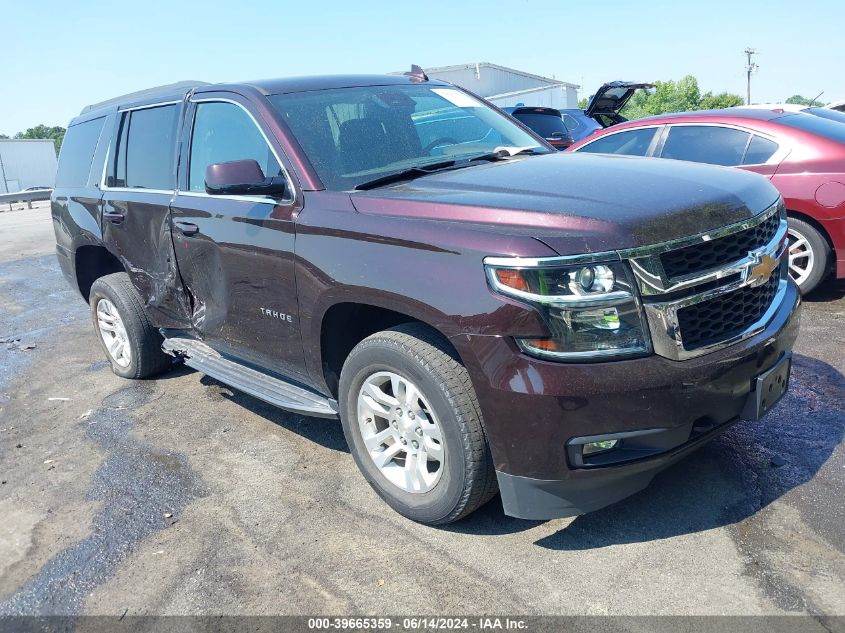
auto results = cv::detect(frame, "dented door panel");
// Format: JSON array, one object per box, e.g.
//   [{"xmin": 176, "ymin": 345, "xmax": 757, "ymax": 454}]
[
  {"xmin": 169, "ymin": 193, "xmax": 306, "ymax": 381},
  {"xmin": 101, "ymin": 190, "xmax": 191, "ymax": 328}
]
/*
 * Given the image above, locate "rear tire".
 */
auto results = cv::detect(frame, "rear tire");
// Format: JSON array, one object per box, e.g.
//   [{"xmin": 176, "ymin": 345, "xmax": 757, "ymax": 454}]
[
  {"xmin": 89, "ymin": 273, "xmax": 172, "ymax": 379},
  {"xmin": 787, "ymin": 217, "xmax": 830, "ymax": 294},
  {"xmin": 338, "ymin": 323, "xmax": 497, "ymax": 525}
]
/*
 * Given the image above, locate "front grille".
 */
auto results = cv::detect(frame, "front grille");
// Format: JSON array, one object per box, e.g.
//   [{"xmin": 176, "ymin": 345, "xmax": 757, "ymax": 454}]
[
  {"xmin": 661, "ymin": 212, "xmax": 780, "ymax": 279},
  {"xmin": 676, "ymin": 269, "xmax": 780, "ymax": 350}
]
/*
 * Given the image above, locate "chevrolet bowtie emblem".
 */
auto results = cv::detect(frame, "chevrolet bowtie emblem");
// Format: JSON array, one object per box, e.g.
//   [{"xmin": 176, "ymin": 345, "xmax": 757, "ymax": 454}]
[{"xmin": 747, "ymin": 252, "xmax": 778, "ymax": 287}]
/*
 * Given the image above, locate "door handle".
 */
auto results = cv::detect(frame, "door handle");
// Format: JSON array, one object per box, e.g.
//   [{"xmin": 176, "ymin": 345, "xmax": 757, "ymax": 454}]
[
  {"xmin": 174, "ymin": 221, "xmax": 200, "ymax": 237},
  {"xmin": 103, "ymin": 210, "xmax": 125, "ymax": 224}
]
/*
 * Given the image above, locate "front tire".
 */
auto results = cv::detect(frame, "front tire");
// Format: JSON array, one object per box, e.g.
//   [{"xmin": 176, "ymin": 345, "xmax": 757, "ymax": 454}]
[
  {"xmin": 89, "ymin": 273, "xmax": 172, "ymax": 379},
  {"xmin": 338, "ymin": 323, "xmax": 497, "ymax": 525},
  {"xmin": 787, "ymin": 217, "xmax": 830, "ymax": 294}
]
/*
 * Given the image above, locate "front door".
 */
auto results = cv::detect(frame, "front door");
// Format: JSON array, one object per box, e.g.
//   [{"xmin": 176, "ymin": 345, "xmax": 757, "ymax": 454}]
[{"xmin": 169, "ymin": 95, "xmax": 306, "ymax": 381}]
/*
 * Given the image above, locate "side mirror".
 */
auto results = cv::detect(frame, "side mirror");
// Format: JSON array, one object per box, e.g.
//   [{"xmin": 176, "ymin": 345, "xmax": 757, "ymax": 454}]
[{"xmin": 204, "ymin": 159, "xmax": 286, "ymax": 197}]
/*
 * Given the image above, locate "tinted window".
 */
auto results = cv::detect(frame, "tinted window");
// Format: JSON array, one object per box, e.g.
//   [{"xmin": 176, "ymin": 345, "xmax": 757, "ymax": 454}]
[
  {"xmin": 55, "ymin": 117, "xmax": 105, "ymax": 188},
  {"xmin": 742, "ymin": 135, "xmax": 779, "ymax": 165},
  {"xmin": 576, "ymin": 128, "xmax": 658, "ymax": 156},
  {"xmin": 189, "ymin": 101, "xmax": 282, "ymax": 193},
  {"xmin": 268, "ymin": 85, "xmax": 546, "ymax": 190},
  {"xmin": 661, "ymin": 126, "xmax": 750, "ymax": 166},
  {"xmin": 804, "ymin": 107, "xmax": 845, "ymax": 125},
  {"xmin": 777, "ymin": 113, "xmax": 845, "ymax": 144},
  {"xmin": 113, "ymin": 105, "xmax": 179, "ymax": 189},
  {"xmin": 512, "ymin": 112, "xmax": 567, "ymax": 138}
]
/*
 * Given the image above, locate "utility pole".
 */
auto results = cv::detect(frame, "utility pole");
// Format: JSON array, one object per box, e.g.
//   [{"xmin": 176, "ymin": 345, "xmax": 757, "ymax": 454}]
[{"xmin": 744, "ymin": 48, "xmax": 759, "ymax": 105}]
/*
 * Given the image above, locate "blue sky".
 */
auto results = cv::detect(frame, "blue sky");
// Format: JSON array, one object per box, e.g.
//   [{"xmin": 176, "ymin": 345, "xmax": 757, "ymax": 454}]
[{"xmin": 2, "ymin": 0, "xmax": 843, "ymax": 135}]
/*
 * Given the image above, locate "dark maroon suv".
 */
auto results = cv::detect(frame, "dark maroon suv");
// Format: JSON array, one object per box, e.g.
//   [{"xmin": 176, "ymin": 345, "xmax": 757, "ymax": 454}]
[{"xmin": 51, "ymin": 71, "xmax": 800, "ymax": 524}]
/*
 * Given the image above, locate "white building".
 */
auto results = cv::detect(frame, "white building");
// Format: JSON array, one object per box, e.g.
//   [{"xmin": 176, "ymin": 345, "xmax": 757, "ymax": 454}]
[
  {"xmin": 0, "ymin": 139, "xmax": 58, "ymax": 193},
  {"xmin": 422, "ymin": 62, "xmax": 579, "ymax": 110}
]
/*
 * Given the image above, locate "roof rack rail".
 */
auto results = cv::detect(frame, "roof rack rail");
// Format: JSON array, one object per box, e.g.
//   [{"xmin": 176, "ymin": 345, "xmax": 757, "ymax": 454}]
[{"xmin": 80, "ymin": 80, "xmax": 211, "ymax": 114}]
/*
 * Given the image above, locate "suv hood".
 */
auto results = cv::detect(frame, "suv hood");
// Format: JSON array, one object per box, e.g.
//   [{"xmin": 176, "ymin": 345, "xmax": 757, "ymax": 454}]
[
  {"xmin": 584, "ymin": 81, "xmax": 655, "ymax": 123},
  {"xmin": 349, "ymin": 152, "xmax": 780, "ymax": 255}
]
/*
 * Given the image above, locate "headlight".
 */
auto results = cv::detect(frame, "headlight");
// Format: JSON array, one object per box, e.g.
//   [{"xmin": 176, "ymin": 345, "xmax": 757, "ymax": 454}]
[{"xmin": 484, "ymin": 257, "xmax": 651, "ymax": 361}]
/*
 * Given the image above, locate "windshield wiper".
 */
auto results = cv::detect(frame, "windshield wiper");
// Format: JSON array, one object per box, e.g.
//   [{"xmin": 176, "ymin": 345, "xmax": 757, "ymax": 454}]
[
  {"xmin": 353, "ymin": 148, "xmax": 547, "ymax": 191},
  {"xmin": 354, "ymin": 160, "xmax": 457, "ymax": 190}
]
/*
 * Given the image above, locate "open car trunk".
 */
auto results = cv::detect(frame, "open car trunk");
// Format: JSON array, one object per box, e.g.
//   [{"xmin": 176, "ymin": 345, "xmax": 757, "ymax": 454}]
[{"xmin": 585, "ymin": 81, "xmax": 655, "ymax": 127}]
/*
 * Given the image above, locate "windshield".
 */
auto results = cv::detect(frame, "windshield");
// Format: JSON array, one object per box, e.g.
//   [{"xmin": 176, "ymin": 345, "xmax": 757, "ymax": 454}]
[
  {"xmin": 777, "ymin": 113, "xmax": 845, "ymax": 144},
  {"xmin": 268, "ymin": 84, "xmax": 546, "ymax": 190}
]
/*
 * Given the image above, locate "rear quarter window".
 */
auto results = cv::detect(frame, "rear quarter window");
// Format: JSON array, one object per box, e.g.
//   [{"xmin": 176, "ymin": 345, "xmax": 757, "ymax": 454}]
[
  {"xmin": 742, "ymin": 135, "xmax": 779, "ymax": 165},
  {"xmin": 55, "ymin": 117, "xmax": 106, "ymax": 188}
]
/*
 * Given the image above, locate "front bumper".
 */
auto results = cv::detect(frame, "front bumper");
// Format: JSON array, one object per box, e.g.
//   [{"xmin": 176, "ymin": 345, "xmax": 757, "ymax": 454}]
[{"xmin": 451, "ymin": 279, "xmax": 801, "ymax": 520}]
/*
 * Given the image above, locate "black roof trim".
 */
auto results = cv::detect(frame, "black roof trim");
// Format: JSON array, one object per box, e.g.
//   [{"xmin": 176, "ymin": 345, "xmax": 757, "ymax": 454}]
[{"xmin": 80, "ymin": 80, "xmax": 210, "ymax": 114}]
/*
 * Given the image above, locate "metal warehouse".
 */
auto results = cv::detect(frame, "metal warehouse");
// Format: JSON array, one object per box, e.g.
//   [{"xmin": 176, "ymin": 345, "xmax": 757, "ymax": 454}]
[
  {"xmin": 0, "ymin": 139, "xmax": 58, "ymax": 193},
  {"xmin": 422, "ymin": 62, "xmax": 579, "ymax": 110}
]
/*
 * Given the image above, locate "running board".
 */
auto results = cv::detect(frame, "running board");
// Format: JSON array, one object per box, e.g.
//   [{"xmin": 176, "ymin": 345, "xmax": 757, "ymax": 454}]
[{"xmin": 162, "ymin": 337, "xmax": 338, "ymax": 418}]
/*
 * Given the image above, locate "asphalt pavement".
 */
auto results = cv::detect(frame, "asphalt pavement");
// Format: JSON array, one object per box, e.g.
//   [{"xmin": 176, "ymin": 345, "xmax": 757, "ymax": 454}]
[{"xmin": 0, "ymin": 205, "xmax": 843, "ymax": 617}]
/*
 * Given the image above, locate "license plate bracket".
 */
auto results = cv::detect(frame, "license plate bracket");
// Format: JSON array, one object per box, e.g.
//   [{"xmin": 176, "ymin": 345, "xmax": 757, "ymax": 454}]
[{"xmin": 740, "ymin": 352, "xmax": 792, "ymax": 421}]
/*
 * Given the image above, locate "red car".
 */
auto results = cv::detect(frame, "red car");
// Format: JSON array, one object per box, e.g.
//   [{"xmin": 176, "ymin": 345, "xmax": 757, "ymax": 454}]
[{"xmin": 568, "ymin": 108, "xmax": 845, "ymax": 293}]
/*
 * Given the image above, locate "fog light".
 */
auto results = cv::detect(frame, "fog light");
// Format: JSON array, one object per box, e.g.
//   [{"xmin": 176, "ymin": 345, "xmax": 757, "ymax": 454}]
[{"xmin": 582, "ymin": 439, "xmax": 619, "ymax": 456}]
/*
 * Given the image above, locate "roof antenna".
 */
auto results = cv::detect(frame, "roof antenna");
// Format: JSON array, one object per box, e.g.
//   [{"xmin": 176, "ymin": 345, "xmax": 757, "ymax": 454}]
[{"xmin": 404, "ymin": 64, "xmax": 428, "ymax": 83}]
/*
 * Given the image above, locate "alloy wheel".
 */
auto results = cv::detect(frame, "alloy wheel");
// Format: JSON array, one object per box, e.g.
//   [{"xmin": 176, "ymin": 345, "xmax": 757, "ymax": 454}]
[
  {"xmin": 787, "ymin": 226, "xmax": 815, "ymax": 288},
  {"xmin": 96, "ymin": 298, "xmax": 131, "ymax": 368},
  {"xmin": 356, "ymin": 371, "xmax": 445, "ymax": 493}
]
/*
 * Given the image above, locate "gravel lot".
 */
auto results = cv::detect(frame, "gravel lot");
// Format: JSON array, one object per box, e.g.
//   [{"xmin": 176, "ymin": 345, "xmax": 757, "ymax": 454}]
[{"xmin": 0, "ymin": 205, "xmax": 843, "ymax": 618}]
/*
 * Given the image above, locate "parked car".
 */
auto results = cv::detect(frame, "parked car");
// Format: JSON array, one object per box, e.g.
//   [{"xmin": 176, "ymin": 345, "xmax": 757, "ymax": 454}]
[
  {"xmin": 52, "ymin": 73, "xmax": 799, "ymax": 524},
  {"xmin": 501, "ymin": 107, "xmax": 575, "ymax": 149},
  {"xmin": 569, "ymin": 107, "xmax": 845, "ymax": 294},
  {"xmin": 507, "ymin": 81, "xmax": 655, "ymax": 145}
]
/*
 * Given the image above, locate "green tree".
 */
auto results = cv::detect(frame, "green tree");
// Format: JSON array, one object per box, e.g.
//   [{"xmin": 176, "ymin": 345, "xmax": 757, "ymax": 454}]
[
  {"xmin": 699, "ymin": 91, "xmax": 744, "ymax": 110},
  {"xmin": 14, "ymin": 124, "xmax": 66, "ymax": 155},
  {"xmin": 785, "ymin": 94, "xmax": 815, "ymax": 106},
  {"xmin": 0, "ymin": 133, "xmax": 9, "ymax": 139}
]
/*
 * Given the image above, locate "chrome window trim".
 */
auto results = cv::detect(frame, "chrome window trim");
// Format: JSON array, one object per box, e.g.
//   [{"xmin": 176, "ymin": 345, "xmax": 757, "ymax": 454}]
[
  {"xmin": 117, "ymin": 100, "xmax": 181, "ymax": 113},
  {"xmin": 185, "ymin": 97, "xmax": 295, "ymax": 205},
  {"xmin": 100, "ymin": 187, "xmax": 174, "ymax": 196},
  {"xmin": 175, "ymin": 190, "xmax": 282, "ymax": 205},
  {"xmin": 101, "ymin": 101, "xmax": 182, "ymax": 192}
]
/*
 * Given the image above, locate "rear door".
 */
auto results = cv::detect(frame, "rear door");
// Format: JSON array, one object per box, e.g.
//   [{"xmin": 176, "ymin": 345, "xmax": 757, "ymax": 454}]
[
  {"xmin": 101, "ymin": 101, "xmax": 191, "ymax": 328},
  {"xmin": 656, "ymin": 124, "xmax": 784, "ymax": 178},
  {"xmin": 169, "ymin": 94, "xmax": 306, "ymax": 381}
]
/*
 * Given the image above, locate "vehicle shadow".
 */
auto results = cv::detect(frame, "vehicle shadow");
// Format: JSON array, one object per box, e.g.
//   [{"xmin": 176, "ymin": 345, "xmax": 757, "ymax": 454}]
[
  {"xmin": 802, "ymin": 277, "xmax": 845, "ymax": 303},
  {"xmin": 196, "ymin": 373, "xmax": 351, "ymax": 454},
  {"xmin": 174, "ymin": 352, "xmax": 842, "ymax": 547},
  {"xmin": 448, "ymin": 353, "xmax": 845, "ymax": 546}
]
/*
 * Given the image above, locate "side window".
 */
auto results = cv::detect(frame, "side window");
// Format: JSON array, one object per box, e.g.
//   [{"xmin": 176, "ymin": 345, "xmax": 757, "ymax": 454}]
[
  {"xmin": 661, "ymin": 125, "xmax": 751, "ymax": 167},
  {"xmin": 742, "ymin": 135, "xmax": 779, "ymax": 165},
  {"xmin": 189, "ymin": 101, "xmax": 282, "ymax": 193},
  {"xmin": 55, "ymin": 117, "xmax": 106, "ymax": 188},
  {"xmin": 113, "ymin": 104, "xmax": 179, "ymax": 189},
  {"xmin": 576, "ymin": 128, "xmax": 658, "ymax": 156}
]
